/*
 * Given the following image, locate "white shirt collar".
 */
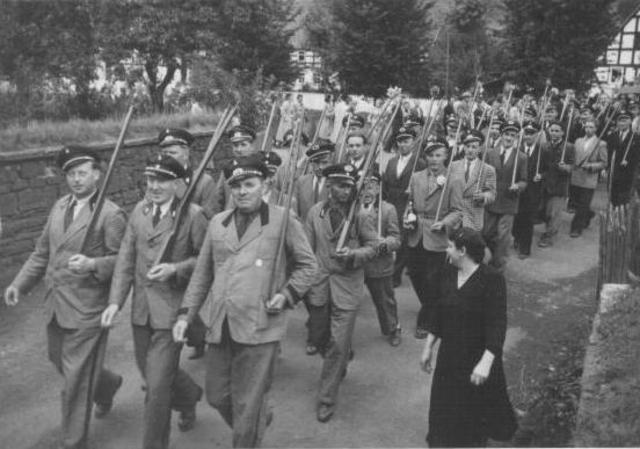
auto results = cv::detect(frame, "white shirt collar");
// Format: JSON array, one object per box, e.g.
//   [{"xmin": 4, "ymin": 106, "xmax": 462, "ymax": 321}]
[{"xmin": 154, "ymin": 199, "xmax": 173, "ymax": 218}]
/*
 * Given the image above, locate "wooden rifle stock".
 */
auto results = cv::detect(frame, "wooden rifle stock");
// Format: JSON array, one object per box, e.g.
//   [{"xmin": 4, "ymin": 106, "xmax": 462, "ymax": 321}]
[
  {"xmin": 80, "ymin": 106, "xmax": 134, "ymax": 255},
  {"xmin": 260, "ymin": 101, "xmax": 279, "ymax": 153},
  {"xmin": 475, "ymin": 109, "xmax": 497, "ymax": 194},
  {"xmin": 510, "ymin": 103, "xmax": 527, "ymax": 186},
  {"xmin": 559, "ymin": 106, "xmax": 574, "ymax": 165},
  {"xmin": 153, "ymin": 105, "xmax": 236, "ymax": 265}
]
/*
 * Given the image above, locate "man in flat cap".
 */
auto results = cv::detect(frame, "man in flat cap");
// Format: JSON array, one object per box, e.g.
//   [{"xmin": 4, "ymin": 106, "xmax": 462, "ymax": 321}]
[
  {"xmin": 538, "ymin": 120, "xmax": 574, "ymax": 248},
  {"xmin": 5, "ymin": 146, "xmax": 126, "ymax": 449},
  {"xmin": 102, "ymin": 154, "xmax": 207, "ymax": 449},
  {"xmin": 483, "ymin": 121, "xmax": 527, "ymax": 270},
  {"xmin": 173, "ymin": 154, "xmax": 317, "ymax": 448},
  {"xmin": 305, "ymin": 163, "xmax": 377, "ymax": 423},
  {"xmin": 382, "ymin": 125, "xmax": 427, "ymax": 287},
  {"xmin": 449, "ymin": 129, "xmax": 497, "ymax": 232},
  {"xmin": 404, "ymin": 140, "xmax": 463, "ymax": 339},
  {"xmin": 605, "ymin": 110, "xmax": 640, "ymax": 206}
]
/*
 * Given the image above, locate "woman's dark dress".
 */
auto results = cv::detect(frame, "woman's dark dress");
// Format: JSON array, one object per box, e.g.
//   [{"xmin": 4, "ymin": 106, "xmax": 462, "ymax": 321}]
[{"xmin": 426, "ymin": 263, "xmax": 517, "ymax": 447}]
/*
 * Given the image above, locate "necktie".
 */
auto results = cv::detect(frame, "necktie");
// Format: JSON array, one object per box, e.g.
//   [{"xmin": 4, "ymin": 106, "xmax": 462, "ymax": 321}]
[
  {"xmin": 313, "ymin": 177, "xmax": 320, "ymax": 203},
  {"xmin": 63, "ymin": 200, "xmax": 76, "ymax": 232},
  {"xmin": 465, "ymin": 161, "xmax": 470, "ymax": 182},
  {"xmin": 500, "ymin": 150, "xmax": 505, "ymax": 165},
  {"xmin": 152, "ymin": 206, "xmax": 162, "ymax": 227}
]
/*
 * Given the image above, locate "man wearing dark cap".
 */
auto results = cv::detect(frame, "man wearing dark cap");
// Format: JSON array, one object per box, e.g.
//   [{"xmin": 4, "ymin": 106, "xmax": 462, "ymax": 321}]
[
  {"xmin": 305, "ymin": 163, "xmax": 377, "ymax": 422},
  {"xmin": 445, "ymin": 116, "xmax": 464, "ymax": 160},
  {"xmin": 102, "ymin": 154, "xmax": 207, "ymax": 448},
  {"xmin": 449, "ymin": 130, "xmax": 497, "ymax": 232},
  {"xmin": 158, "ymin": 128, "xmax": 217, "ymax": 222},
  {"xmin": 360, "ymin": 172, "xmax": 402, "ymax": 346},
  {"xmin": 5, "ymin": 146, "xmax": 126, "ymax": 449},
  {"xmin": 382, "ymin": 125, "xmax": 427, "ymax": 287},
  {"xmin": 342, "ymin": 112, "xmax": 366, "ymax": 131},
  {"xmin": 605, "ymin": 110, "xmax": 640, "ymax": 206},
  {"xmin": 211, "ymin": 125, "xmax": 260, "ymax": 214},
  {"xmin": 538, "ymin": 121, "xmax": 574, "ymax": 248},
  {"xmin": 483, "ymin": 121, "xmax": 528, "ymax": 270},
  {"xmin": 513, "ymin": 122, "xmax": 547, "ymax": 257},
  {"xmin": 173, "ymin": 154, "xmax": 317, "ymax": 447},
  {"xmin": 404, "ymin": 141, "xmax": 462, "ymax": 338}
]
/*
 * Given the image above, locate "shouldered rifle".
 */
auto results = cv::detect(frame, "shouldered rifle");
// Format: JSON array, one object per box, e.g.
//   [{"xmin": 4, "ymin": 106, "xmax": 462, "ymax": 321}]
[
  {"xmin": 80, "ymin": 105, "xmax": 134, "ymax": 255},
  {"xmin": 260, "ymin": 101, "xmax": 280, "ymax": 153},
  {"xmin": 153, "ymin": 105, "xmax": 236, "ymax": 265}
]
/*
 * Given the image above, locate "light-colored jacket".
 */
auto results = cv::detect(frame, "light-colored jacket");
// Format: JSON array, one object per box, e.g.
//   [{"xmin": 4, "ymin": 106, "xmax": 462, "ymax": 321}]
[
  {"xmin": 449, "ymin": 159, "xmax": 497, "ymax": 232},
  {"xmin": 305, "ymin": 201, "xmax": 377, "ymax": 310},
  {"xmin": 405, "ymin": 168, "xmax": 463, "ymax": 252},
  {"xmin": 12, "ymin": 194, "xmax": 126, "ymax": 329},
  {"xmin": 571, "ymin": 136, "xmax": 607, "ymax": 189},
  {"xmin": 361, "ymin": 200, "xmax": 401, "ymax": 278},
  {"xmin": 109, "ymin": 199, "xmax": 207, "ymax": 329}
]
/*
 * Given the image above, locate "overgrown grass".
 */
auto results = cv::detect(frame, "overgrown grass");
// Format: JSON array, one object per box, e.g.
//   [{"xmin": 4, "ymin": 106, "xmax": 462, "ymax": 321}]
[{"xmin": 0, "ymin": 110, "xmax": 220, "ymax": 153}]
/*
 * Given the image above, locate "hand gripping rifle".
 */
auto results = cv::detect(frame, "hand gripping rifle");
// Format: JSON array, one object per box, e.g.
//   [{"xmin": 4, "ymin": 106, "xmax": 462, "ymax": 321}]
[
  {"xmin": 79, "ymin": 106, "xmax": 134, "ymax": 254},
  {"xmin": 153, "ymin": 105, "xmax": 236, "ymax": 265}
]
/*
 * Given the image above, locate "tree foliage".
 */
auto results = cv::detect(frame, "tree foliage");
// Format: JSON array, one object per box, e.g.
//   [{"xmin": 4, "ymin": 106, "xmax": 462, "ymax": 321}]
[
  {"xmin": 502, "ymin": 0, "xmax": 618, "ymax": 91},
  {"xmin": 307, "ymin": 0, "xmax": 434, "ymax": 97}
]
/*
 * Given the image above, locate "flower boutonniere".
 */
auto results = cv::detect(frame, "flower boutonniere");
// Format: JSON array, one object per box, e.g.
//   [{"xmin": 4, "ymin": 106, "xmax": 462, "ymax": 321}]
[{"xmin": 436, "ymin": 175, "xmax": 447, "ymax": 187}]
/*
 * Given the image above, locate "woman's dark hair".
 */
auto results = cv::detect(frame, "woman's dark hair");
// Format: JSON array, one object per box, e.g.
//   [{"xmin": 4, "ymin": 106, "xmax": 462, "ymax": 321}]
[{"xmin": 449, "ymin": 227, "xmax": 486, "ymax": 264}]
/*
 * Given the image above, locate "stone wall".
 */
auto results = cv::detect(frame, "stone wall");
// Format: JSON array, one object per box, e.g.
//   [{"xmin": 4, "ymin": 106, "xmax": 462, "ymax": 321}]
[{"xmin": 0, "ymin": 130, "xmax": 227, "ymax": 285}]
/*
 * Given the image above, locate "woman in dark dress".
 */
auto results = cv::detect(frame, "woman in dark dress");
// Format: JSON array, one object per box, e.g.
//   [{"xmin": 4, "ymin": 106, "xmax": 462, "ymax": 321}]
[{"xmin": 420, "ymin": 227, "xmax": 517, "ymax": 447}]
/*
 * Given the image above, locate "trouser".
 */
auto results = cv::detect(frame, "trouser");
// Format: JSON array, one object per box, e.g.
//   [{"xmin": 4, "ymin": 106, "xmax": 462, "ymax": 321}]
[
  {"xmin": 570, "ymin": 185, "xmax": 596, "ymax": 233},
  {"xmin": 513, "ymin": 205, "xmax": 536, "ymax": 255},
  {"xmin": 483, "ymin": 211, "xmax": 514, "ymax": 270},
  {"xmin": 132, "ymin": 324, "xmax": 203, "ymax": 449},
  {"xmin": 544, "ymin": 194, "xmax": 566, "ymax": 238},
  {"xmin": 317, "ymin": 304, "xmax": 358, "ymax": 410},
  {"xmin": 392, "ymin": 239, "xmax": 408, "ymax": 284},
  {"xmin": 205, "ymin": 320, "xmax": 279, "ymax": 448},
  {"xmin": 303, "ymin": 295, "xmax": 331, "ymax": 351},
  {"xmin": 47, "ymin": 317, "xmax": 120, "ymax": 449},
  {"xmin": 365, "ymin": 275, "xmax": 398, "ymax": 335},
  {"xmin": 406, "ymin": 245, "xmax": 446, "ymax": 330}
]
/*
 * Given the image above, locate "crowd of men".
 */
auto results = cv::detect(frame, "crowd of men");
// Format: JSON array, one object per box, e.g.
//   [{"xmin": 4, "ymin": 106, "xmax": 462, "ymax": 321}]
[{"xmin": 3, "ymin": 83, "xmax": 640, "ymax": 449}]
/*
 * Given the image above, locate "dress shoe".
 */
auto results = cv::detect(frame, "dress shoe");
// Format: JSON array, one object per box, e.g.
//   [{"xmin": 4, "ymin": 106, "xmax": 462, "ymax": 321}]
[
  {"xmin": 189, "ymin": 343, "xmax": 205, "ymax": 360},
  {"xmin": 538, "ymin": 234, "xmax": 552, "ymax": 248},
  {"xmin": 316, "ymin": 404, "xmax": 334, "ymax": 423},
  {"xmin": 388, "ymin": 328, "xmax": 402, "ymax": 347},
  {"xmin": 178, "ymin": 407, "xmax": 197, "ymax": 432},
  {"xmin": 305, "ymin": 344, "xmax": 318, "ymax": 355},
  {"xmin": 94, "ymin": 375, "xmax": 123, "ymax": 419}
]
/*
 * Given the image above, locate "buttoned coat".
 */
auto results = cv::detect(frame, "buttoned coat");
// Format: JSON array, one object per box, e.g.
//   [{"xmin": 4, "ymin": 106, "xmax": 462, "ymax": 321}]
[
  {"xmin": 305, "ymin": 202, "xmax": 378, "ymax": 310},
  {"xmin": 176, "ymin": 172, "xmax": 217, "ymax": 219},
  {"xmin": 361, "ymin": 200, "xmax": 402, "ymax": 278},
  {"xmin": 518, "ymin": 141, "xmax": 547, "ymax": 213},
  {"xmin": 485, "ymin": 146, "xmax": 528, "ymax": 215},
  {"xmin": 109, "ymin": 199, "xmax": 207, "ymax": 329},
  {"xmin": 405, "ymin": 169, "xmax": 463, "ymax": 252},
  {"xmin": 382, "ymin": 151, "xmax": 427, "ymax": 227},
  {"xmin": 606, "ymin": 130, "xmax": 640, "ymax": 201},
  {"xmin": 449, "ymin": 159, "xmax": 497, "ymax": 232},
  {"xmin": 12, "ymin": 194, "xmax": 126, "ymax": 329},
  {"xmin": 571, "ymin": 137, "xmax": 607, "ymax": 189},
  {"xmin": 542, "ymin": 140, "xmax": 575, "ymax": 197},
  {"xmin": 181, "ymin": 202, "xmax": 318, "ymax": 345},
  {"xmin": 294, "ymin": 173, "xmax": 329, "ymax": 221}
]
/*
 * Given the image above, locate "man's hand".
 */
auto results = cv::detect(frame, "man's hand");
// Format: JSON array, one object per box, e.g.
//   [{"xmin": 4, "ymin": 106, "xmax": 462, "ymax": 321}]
[
  {"xmin": 68, "ymin": 254, "xmax": 95, "ymax": 274},
  {"xmin": 101, "ymin": 304, "xmax": 119, "ymax": 328},
  {"xmin": 420, "ymin": 346, "xmax": 433, "ymax": 373},
  {"xmin": 377, "ymin": 241, "xmax": 389, "ymax": 255},
  {"xmin": 472, "ymin": 192, "xmax": 486, "ymax": 205},
  {"xmin": 4, "ymin": 285, "xmax": 20, "ymax": 306},
  {"xmin": 508, "ymin": 183, "xmax": 520, "ymax": 193},
  {"xmin": 147, "ymin": 263, "xmax": 177, "ymax": 282},
  {"xmin": 533, "ymin": 174, "xmax": 542, "ymax": 183},
  {"xmin": 265, "ymin": 293, "xmax": 287, "ymax": 314},
  {"xmin": 558, "ymin": 162, "xmax": 571, "ymax": 173},
  {"xmin": 621, "ymin": 159, "xmax": 629, "ymax": 168},
  {"xmin": 430, "ymin": 221, "xmax": 445, "ymax": 232},
  {"xmin": 334, "ymin": 247, "xmax": 353, "ymax": 260},
  {"xmin": 172, "ymin": 318, "xmax": 189, "ymax": 343}
]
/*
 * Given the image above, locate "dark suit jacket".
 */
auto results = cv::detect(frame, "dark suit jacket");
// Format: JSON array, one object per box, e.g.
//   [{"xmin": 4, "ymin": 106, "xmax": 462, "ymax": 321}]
[
  {"xmin": 294, "ymin": 173, "xmax": 329, "ymax": 222},
  {"xmin": 485, "ymin": 145, "xmax": 528, "ymax": 215},
  {"xmin": 542, "ymin": 140, "xmax": 575, "ymax": 197},
  {"xmin": 606, "ymin": 130, "xmax": 640, "ymax": 197},
  {"xmin": 382, "ymin": 151, "xmax": 426, "ymax": 225}
]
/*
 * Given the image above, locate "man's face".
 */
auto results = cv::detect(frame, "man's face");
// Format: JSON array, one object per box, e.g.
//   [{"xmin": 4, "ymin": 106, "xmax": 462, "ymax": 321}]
[
  {"xmin": 397, "ymin": 137, "xmax": 414, "ymax": 156},
  {"xmin": 160, "ymin": 145, "xmax": 189, "ymax": 167},
  {"xmin": 361, "ymin": 180, "xmax": 380, "ymax": 205},
  {"xmin": 501, "ymin": 130, "xmax": 518, "ymax": 147},
  {"xmin": 544, "ymin": 110, "xmax": 558, "ymax": 122},
  {"xmin": 548, "ymin": 125, "xmax": 564, "ymax": 141},
  {"xmin": 65, "ymin": 161, "xmax": 100, "ymax": 199},
  {"xmin": 329, "ymin": 180, "xmax": 354, "ymax": 204},
  {"xmin": 347, "ymin": 136, "xmax": 366, "ymax": 160},
  {"xmin": 446, "ymin": 123, "xmax": 457, "ymax": 135},
  {"xmin": 230, "ymin": 176, "xmax": 265, "ymax": 213},
  {"xmin": 489, "ymin": 124, "xmax": 501, "ymax": 137},
  {"xmin": 584, "ymin": 122, "xmax": 596, "ymax": 136},
  {"xmin": 464, "ymin": 141, "xmax": 480, "ymax": 160},
  {"xmin": 523, "ymin": 131, "xmax": 537, "ymax": 145},
  {"xmin": 426, "ymin": 147, "xmax": 447, "ymax": 170},
  {"xmin": 232, "ymin": 140, "xmax": 255, "ymax": 158},
  {"xmin": 617, "ymin": 118, "xmax": 631, "ymax": 132},
  {"xmin": 580, "ymin": 110, "xmax": 593, "ymax": 123},
  {"xmin": 311, "ymin": 154, "xmax": 331, "ymax": 177},
  {"xmin": 146, "ymin": 175, "xmax": 178, "ymax": 205}
]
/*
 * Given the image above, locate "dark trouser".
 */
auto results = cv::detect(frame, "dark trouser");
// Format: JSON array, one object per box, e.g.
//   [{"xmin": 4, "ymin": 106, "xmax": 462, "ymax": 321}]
[
  {"xmin": 132, "ymin": 324, "xmax": 202, "ymax": 449},
  {"xmin": 392, "ymin": 239, "xmax": 408, "ymax": 284},
  {"xmin": 611, "ymin": 183, "xmax": 633, "ymax": 207},
  {"xmin": 570, "ymin": 185, "xmax": 595, "ymax": 233},
  {"xmin": 543, "ymin": 194, "xmax": 566, "ymax": 238},
  {"xmin": 483, "ymin": 211, "xmax": 514, "ymax": 270},
  {"xmin": 47, "ymin": 317, "xmax": 120, "ymax": 449},
  {"xmin": 406, "ymin": 245, "xmax": 446, "ymax": 330},
  {"xmin": 317, "ymin": 304, "xmax": 358, "ymax": 411},
  {"xmin": 205, "ymin": 320, "xmax": 279, "ymax": 448},
  {"xmin": 513, "ymin": 207, "xmax": 535, "ymax": 255},
  {"xmin": 303, "ymin": 295, "xmax": 331, "ymax": 352},
  {"xmin": 365, "ymin": 275, "xmax": 398, "ymax": 335}
]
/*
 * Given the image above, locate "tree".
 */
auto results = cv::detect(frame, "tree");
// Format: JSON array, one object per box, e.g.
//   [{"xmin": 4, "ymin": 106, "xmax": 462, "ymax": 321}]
[
  {"xmin": 96, "ymin": 0, "xmax": 218, "ymax": 112},
  {"xmin": 308, "ymin": 0, "xmax": 434, "ymax": 97},
  {"xmin": 209, "ymin": 0, "xmax": 299, "ymax": 83},
  {"xmin": 502, "ymin": 0, "xmax": 618, "ymax": 91}
]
